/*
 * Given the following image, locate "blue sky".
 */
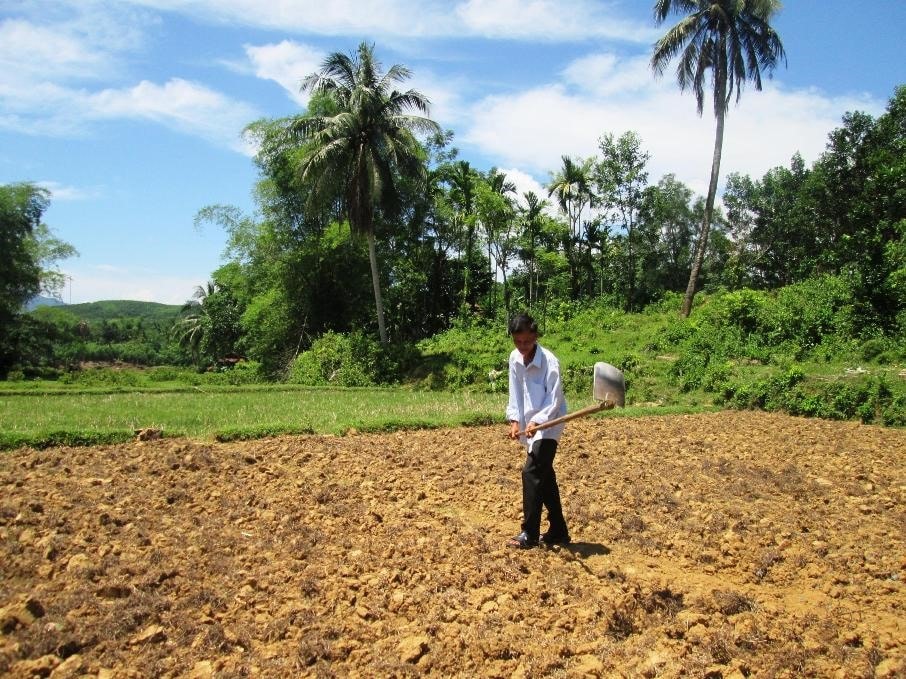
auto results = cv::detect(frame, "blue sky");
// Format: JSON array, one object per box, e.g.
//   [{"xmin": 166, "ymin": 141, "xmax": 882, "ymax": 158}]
[{"xmin": 2, "ymin": 0, "xmax": 903, "ymax": 305}]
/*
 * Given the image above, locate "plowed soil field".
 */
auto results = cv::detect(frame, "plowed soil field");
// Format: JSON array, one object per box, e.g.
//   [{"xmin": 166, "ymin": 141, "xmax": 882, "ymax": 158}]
[{"xmin": 2, "ymin": 411, "xmax": 904, "ymax": 678}]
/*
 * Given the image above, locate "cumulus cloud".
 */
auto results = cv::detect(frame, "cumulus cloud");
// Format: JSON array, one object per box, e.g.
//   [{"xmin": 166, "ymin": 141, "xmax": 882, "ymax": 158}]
[
  {"xmin": 0, "ymin": 9, "xmax": 257, "ymax": 152},
  {"xmin": 244, "ymin": 40, "xmax": 325, "ymax": 106},
  {"xmin": 455, "ymin": 0, "xmax": 657, "ymax": 42},
  {"xmin": 120, "ymin": 0, "xmax": 655, "ymax": 41},
  {"xmin": 460, "ymin": 50, "xmax": 885, "ymax": 198},
  {"xmin": 0, "ymin": 18, "xmax": 109, "ymax": 82},
  {"xmin": 1, "ymin": 74, "xmax": 259, "ymax": 153},
  {"xmin": 88, "ymin": 79, "xmax": 260, "ymax": 154}
]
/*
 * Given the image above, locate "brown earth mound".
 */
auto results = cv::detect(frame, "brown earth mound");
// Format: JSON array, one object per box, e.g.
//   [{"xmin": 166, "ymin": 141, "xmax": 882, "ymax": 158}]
[{"xmin": 1, "ymin": 412, "xmax": 904, "ymax": 677}]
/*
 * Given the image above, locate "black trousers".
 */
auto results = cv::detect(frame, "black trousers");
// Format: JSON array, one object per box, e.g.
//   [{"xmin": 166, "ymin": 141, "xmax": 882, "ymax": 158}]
[{"xmin": 521, "ymin": 438, "xmax": 568, "ymax": 539}]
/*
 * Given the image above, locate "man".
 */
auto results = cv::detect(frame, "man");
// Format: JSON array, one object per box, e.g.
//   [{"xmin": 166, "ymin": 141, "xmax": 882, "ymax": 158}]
[{"xmin": 506, "ymin": 313, "xmax": 571, "ymax": 549}]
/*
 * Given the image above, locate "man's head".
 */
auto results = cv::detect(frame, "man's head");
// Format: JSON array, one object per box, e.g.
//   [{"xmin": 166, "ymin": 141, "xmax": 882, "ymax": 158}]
[{"xmin": 509, "ymin": 313, "xmax": 539, "ymax": 361}]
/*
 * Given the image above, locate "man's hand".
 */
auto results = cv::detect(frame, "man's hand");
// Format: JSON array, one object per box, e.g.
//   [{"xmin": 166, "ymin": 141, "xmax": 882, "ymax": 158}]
[
  {"xmin": 524, "ymin": 421, "xmax": 538, "ymax": 438},
  {"xmin": 508, "ymin": 421, "xmax": 520, "ymax": 440}
]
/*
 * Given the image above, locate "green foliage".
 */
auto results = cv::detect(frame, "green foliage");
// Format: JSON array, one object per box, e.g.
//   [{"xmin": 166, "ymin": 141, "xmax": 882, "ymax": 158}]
[
  {"xmin": 1, "ymin": 183, "xmax": 79, "ymax": 378},
  {"xmin": 289, "ymin": 331, "xmax": 383, "ymax": 387},
  {"xmin": 0, "ymin": 429, "xmax": 133, "ymax": 450},
  {"xmin": 670, "ymin": 276, "xmax": 860, "ymax": 390},
  {"xmin": 214, "ymin": 424, "xmax": 316, "ymax": 442},
  {"xmin": 61, "ymin": 300, "xmax": 182, "ymax": 322},
  {"xmin": 719, "ymin": 373, "xmax": 901, "ymax": 426},
  {"xmin": 415, "ymin": 321, "xmax": 510, "ymax": 391}
]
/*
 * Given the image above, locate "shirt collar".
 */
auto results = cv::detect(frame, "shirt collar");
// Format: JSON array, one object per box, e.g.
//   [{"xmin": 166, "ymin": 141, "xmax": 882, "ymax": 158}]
[{"xmin": 523, "ymin": 344, "xmax": 543, "ymax": 369}]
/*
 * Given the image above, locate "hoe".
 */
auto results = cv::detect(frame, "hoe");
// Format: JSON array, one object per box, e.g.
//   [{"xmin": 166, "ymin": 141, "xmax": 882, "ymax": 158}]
[{"xmin": 517, "ymin": 361, "xmax": 625, "ymax": 437}]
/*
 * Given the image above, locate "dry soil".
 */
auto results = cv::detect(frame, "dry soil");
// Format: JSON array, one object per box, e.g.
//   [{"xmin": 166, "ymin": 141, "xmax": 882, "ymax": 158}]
[{"xmin": 1, "ymin": 411, "xmax": 904, "ymax": 678}]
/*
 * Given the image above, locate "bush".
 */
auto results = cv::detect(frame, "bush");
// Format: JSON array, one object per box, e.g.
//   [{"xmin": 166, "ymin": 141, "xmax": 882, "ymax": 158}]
[
  {"xmin": 288, "ymin": 331, "xmax": 382, "ymax": 387},
  {"xmin": 415, "ymin": 322, "xmax": 509, "ymax": 392},
  {"xmin": 208, "ymin": 360, "xmax": 264, "ymax": 386}
]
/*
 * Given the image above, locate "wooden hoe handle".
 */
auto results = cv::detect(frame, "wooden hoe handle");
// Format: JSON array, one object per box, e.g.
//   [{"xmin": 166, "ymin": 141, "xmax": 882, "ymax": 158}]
[{"xmin": 516, "ymin": 400, "xmax": 612, "ymax": 437}]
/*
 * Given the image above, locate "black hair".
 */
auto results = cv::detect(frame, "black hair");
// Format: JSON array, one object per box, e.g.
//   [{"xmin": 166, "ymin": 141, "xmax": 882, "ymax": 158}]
[{"xmin": 508, "ymin": 312, "xmax": 538, "ymax": 335}]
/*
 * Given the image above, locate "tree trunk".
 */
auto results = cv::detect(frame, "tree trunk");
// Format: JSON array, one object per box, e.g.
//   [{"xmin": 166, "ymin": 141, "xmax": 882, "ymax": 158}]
[
  {"xmin": 366, "ymin": 231, "xmax": 388, "ymax": 344},
  {"xmin": 682, "ymin": 103, "xmax": 726, "ymax": 317}
]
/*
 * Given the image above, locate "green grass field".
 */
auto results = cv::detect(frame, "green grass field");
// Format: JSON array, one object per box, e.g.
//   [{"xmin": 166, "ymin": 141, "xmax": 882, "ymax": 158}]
[
  {"xmin": 0, "ymin": 383, "xmax": 718, "ymax": 450},
  {"xmin": 0, "ymin": 386, "xmax": 508, "ymax": 449}
]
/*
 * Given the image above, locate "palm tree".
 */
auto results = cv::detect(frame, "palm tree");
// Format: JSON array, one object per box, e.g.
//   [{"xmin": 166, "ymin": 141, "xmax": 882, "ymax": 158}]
[
  {"xmin": 651, "ymin": 0, "xmax": 785, "ymax": 316},
  {"xmin": 289, "ymin": 42, "xmax": 440, "ymax": 343},
  {"xmin": 519, "ymin": 191, "xmax": 548, "ymax": 307},
  {"xmin": 547, "ymin": 156, "xmax": 594, "ymax": 297},
  {"xmin": 173, "ymin": 282, "xmax": 214, "ymax": 364},
  {"xmin": 445, "ymin": 160, "xmax": 480, "ymax": 310}
]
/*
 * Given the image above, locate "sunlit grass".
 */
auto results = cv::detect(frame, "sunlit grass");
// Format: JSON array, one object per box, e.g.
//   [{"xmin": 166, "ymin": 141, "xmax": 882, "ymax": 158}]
[{"xmin": 0, "ymin": 387, "xmax": 505, "ymax": 448}]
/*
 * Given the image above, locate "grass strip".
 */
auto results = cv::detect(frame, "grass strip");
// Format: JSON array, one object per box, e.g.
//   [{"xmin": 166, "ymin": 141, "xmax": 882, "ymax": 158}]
[
  {"xmin": 0, "ymin": 387, "xmax": 506, "ymax": 450},
  {"xmin": 0, "ymin": 429, "xmax": 135, "ymax": 450}
]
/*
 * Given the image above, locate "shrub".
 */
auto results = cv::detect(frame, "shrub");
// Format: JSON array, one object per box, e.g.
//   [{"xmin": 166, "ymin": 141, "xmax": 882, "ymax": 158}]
[
  {"xmin": 415, "ymin": 322, "xmax": 509, "ymax": 392},
  {"xmin": 210, "ymin": 360, "xmax": 263, "ymax": 386},
  {"xmin": 288, "ymin": 331, "xmax": 381, "ymax": 387}
]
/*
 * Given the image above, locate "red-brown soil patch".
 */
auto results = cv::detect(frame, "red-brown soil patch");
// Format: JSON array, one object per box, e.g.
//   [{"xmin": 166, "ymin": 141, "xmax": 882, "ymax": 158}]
[{"xmin": 1, "ymin": 412, "xmax": 904, "ymax": 677}]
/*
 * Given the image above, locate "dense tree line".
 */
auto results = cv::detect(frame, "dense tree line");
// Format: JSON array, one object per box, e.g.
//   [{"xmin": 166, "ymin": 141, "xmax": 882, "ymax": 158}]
[{"xmin": 182, "ymin": 37, "xmax": 902, "ymax": 377}]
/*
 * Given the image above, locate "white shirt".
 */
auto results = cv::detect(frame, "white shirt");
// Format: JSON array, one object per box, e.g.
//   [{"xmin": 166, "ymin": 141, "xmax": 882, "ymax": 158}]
[{"xmin": 506, "ymin": 343, "xmax": 567, "ymax": 446}]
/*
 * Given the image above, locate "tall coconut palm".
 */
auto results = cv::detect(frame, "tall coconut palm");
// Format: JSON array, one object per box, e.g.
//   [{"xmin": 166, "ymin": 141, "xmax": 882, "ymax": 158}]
[
  {"xmin": 547, "ymin": 156, "xmax": 594, "ymax": 297},
  {"xmin": 290, "ymin": 42, "xmax": 440, "ymax": 343},
  {"xmin": 651, "ymin": 0, "xmax": 785, "ymax": 316}
]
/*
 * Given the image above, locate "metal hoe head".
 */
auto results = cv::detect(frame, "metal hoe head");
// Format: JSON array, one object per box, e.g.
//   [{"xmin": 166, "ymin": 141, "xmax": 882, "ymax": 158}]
[{"xmin": 593, "ymin": 362, "xmax": 625, "ymax": 408}]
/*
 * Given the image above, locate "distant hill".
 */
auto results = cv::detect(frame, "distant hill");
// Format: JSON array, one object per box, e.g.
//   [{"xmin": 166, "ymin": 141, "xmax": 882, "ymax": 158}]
[
  {"xmin": 29, "ymin": 299, "xmax": 184, "ymax": 322},
  {"xmin": 25, "ymin": 295, "xmax": 66, "ymax": 311}
]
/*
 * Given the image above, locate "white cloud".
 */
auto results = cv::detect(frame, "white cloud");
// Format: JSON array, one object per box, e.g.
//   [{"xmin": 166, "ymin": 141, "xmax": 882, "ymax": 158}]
[
  {"xmin": 461, "ymin": 51, "xmax": 886, "ymax": 199},
  {"xmin": 88, "ymin": 79, "xmax": 260, "ymax": 154},
  {"xmin": 562, "ymin": 53, "xmax": 654, "ymax": 97},
  {"xmin": 0, "ymin": 18, "xmax": 108, "ymax": 82},
  {"xmin": 36, "ymin": 181, "xmax": 101, "ymax": 201},
  {"xmin": 0, "ymin": 75, "xmax": 260, "ymax": 153},
  {"xmin": 0, "ymin": 8, "xmax": 258, "ymax": 153},
  {"xmin": 497, "ymin": 167, "xmax": 545, "ymax": 202},
  {"xmin": 123, "ymin": 0, "xmax": 452, "ymax": 37},
  {"xmin": 120, "ymin": 0, "xmax": 655, "ymax": 41},
  {"xmin": 455, "ymin": 0, "xmax": 657, "ymax": 42},
  {"xmin": 244, "ymin": 40, "xmax": 325, "ymax": 106}
]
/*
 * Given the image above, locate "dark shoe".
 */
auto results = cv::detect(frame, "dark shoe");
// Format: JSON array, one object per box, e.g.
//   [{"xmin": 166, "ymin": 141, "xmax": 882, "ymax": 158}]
[
  {"xmin": 507, "ymin": 531, "xmax": 539, "ymax": 549},
  {"xmin": 540, "ymin": 531, "xmax": 571, "ymax": 546}
]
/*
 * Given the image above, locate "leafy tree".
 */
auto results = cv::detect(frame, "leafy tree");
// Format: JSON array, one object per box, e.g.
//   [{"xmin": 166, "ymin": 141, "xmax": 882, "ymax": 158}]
[
  {"xmin": 805, "ymin": 88, "xmax": 906, "ymax": 330},
  {"xmin": 173, "ymin": 282, "xmax": 214, "ymax": 365},
  {"xmin": 478, "ymin": 169, "xmax": 517, "ymax": 314},
  {"xmin": 287, "ymin": 42, "xmax": 440, "ymax": 343},
  {"xmin": 594, "ymin": 131, "xmax": 650, "ymax": 309},
  {"xmin": 441, "ymin": 160, "xmax": 481, "ymax": 312},
  {"xmin": 639, "ymin": 174, "xmax": 696, "ymax": 294},
  {"xmin": 1, "ymin": 183, "xmax": 77, "ymax": 378},
  {"xmin": 723, "ymin": 153, "xmax": 813, "ymax": 288},
  {"xmin": 651, "ymin": 0, "xmax": 786, "ymax": 316}
]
